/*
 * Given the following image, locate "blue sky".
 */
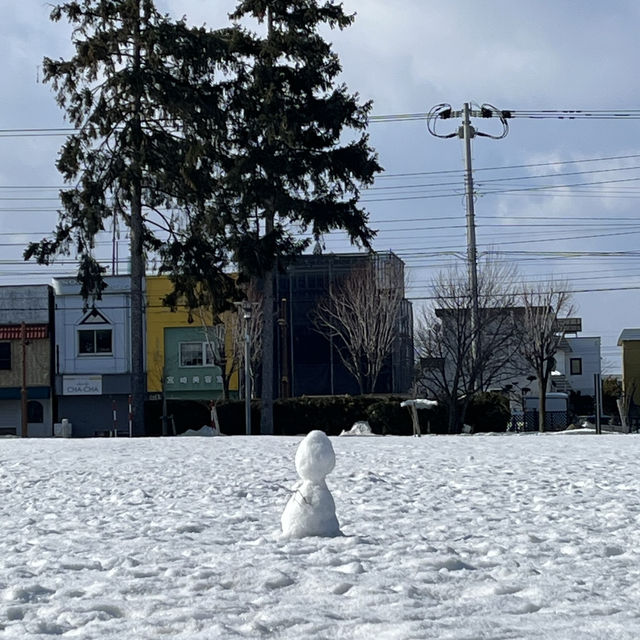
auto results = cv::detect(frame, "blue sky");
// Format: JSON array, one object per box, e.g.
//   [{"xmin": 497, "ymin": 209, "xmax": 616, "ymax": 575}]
[{"xmin": 3, "ymin": 1, "xmax": 640, "ymax": 372}]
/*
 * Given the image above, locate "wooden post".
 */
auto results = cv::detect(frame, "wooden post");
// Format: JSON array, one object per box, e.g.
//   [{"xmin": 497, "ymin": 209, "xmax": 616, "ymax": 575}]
[{"xmin": 411, "ymin": 404, "xmax": 421, "ymax": 436}]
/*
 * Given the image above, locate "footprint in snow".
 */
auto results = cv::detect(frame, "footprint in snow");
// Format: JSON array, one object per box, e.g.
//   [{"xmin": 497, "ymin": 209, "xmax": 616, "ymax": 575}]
[
  {"xmin": 263, "ymin": 571, "xmax": 295, "ymax": 590},
  {"xmin": 332, "ymin": 582, "xmax": 353, "ymax": 595}
]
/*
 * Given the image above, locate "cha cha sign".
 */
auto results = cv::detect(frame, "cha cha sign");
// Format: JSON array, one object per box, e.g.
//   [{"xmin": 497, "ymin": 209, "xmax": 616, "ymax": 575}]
[{"xmin": 63, "ymin": 375, "xmax": 102, "ymax": 396}]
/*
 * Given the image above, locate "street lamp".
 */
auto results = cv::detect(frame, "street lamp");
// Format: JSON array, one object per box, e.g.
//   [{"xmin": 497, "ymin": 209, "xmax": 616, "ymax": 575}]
[
  {"xmin": 503, "ymin": 380, "xmax": 533, "ymax": 431},
  {"xmin": 520, "ymin": 386, "xmax": 531, "ymax": 428},
  {"xmin": 241, "ymin": 301, "xmax": 252, "ymax": 436}
]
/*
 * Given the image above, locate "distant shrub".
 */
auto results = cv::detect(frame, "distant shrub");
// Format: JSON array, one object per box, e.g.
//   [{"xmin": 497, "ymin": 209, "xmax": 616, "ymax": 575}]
[
  {"xmin": 145, "ymin": 399, "xmax": 211, "ymax": 436},
  {"xmin": 144, "ymin": 392, "xmax": 507, "ymax": 436},
  {"xmin": 366, "ymin": 400, "xmax": 448, "ymax": 435},
  {"xmin": 465, "ymin": 392, "xmax": 510, "ymax": 432},
  {"xmin": 214, "ymin": 400, "xmax": 260, "ymax": 435},
  {"xmin": 365, "ymin": 400, "xmax": 410, "ymax": 435},
  {"xmin": 274, "ymin": 396, "xmax": 381, "ymax": 436}
]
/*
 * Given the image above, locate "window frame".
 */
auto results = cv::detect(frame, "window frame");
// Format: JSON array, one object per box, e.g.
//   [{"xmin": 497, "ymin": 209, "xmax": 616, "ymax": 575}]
[
  {"xmin": 179, "ymin": 341, "xmax": 216, "ymax": 368},
  {"xmin": 569, "ymin": 357, "xmax": 583, "ymax": 376},
  {"xmin": 0, "ymin": 342, "xmax": 10, "ymax": 370},
  {"xmin": 27, "ymin": 400, "xmax": 44, "ymax": 423},
  {"xmin": 78, "ymin": 328, "xmax": 113, "ymax": 356}
]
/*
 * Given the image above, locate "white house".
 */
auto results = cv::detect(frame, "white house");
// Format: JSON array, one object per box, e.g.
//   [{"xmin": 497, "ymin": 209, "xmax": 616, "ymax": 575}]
[
  {"xmin": 53, "ymin": 276, "xmax": 140, "ymax": 437},
  {"xmin": 551, "ymin": 336, "xmax": 602, "ymax": 397}
]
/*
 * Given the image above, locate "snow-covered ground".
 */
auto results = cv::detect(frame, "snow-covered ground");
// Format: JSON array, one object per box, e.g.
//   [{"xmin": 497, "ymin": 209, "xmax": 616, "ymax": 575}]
[{"xmin": 2, "ymin": 433, "xmax": 640, "ymax": 639}]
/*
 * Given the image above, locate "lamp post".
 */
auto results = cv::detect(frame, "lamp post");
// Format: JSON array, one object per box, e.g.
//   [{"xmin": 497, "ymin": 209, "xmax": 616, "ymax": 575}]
[
  {"xmin": 278, "ymin": 297, "xmax": 289, "ymax": 399},
  {"xmin": 519, "ymin": 385, "xmax": 531, "ymax": 429},
  {"xmin": 241, "ymin": 301, "xmax": 252, "ymax": 436},
  {"xmin": 503, "ymin": 379, "xmax": 533, "ymax": 431}
]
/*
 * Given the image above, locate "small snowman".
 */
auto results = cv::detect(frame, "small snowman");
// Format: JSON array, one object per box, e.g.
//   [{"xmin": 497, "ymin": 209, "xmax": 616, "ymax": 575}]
[{"xmin": 281, "ymin": 430, "xmax": 341, "ymax": 538}]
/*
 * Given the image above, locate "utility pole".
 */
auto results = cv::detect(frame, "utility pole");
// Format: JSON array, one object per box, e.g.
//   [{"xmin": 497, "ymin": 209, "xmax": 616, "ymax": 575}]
[
  {"xmin": 594, "ymin": 373, "xmax": 602, "ymax": 435},
  {"xmin": 21, "ymin": 322, "xmax": 28, "ymax": 438},
  {"xmin": 427, "ymin": 102, "xmax": 511, "ymax": 384},
  {"xmin": 461, "ymin": 103, "xmax": 480, "ymax": 368}
]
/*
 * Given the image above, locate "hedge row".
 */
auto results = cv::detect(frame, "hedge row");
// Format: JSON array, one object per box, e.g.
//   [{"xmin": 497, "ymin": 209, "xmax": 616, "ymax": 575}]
[{"xmin": 145, "ymin": 391, "xmax": 510, "ymax": 436}]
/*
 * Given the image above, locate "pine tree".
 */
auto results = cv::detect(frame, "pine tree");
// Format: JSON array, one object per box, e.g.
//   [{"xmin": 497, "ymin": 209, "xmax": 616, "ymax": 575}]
[
  {"xmin": 219, "ymin": 0, "xmax": 382, "ymax": 433},
  {"xmin": 31, "ymin": 0, "xmax": 382, "ymax": 436},
  {"xmin": 25, "ymin": 0, "xmax": 236, "ymax": 434}
]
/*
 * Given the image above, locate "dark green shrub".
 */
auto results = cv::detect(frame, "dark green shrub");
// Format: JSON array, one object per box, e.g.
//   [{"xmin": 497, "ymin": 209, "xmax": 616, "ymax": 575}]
[
  {"xmin": 365, "ymin": 400, "xmax": 411, "ymax": 435},
  {"xmin": 144, "ymin": 399, "xmax": 211, "ymax": 436},
  {"xmin": 366, "ymin": 398, "xmax": 447, "ymax": 435},
  {"xmin": 418, "ymin": 402, "xmax": 449, "ymax": 434},
  {"xmin": 214, "ymin": 400, "xmax": 260, "ymax": 435},
  {"xmin": 365, "ymin": 399, "xmax": 448, "ymax": 435},
  {"xmin": 274, "ymin": 395, "xmax": 380, "ymax": 436},
  {"xmin": 145, "ymin": 394, "xmax": 504, "ymax": 436},
  {"xmin": 465, "ymin": 392, "xmax": 510, "ymax": 432}
]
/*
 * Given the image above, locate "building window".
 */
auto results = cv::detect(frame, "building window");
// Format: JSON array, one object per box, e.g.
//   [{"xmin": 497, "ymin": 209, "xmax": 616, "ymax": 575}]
[
  {"xmin": 78, "ymin": 329, "xmax": 113, "ymax": 355},
  {"xmin": 179, "ymin": 342, "xmax": 215, "ymax": 367},
  {"xmin": 0, "ymin": 343, "xmax": 10, "ymax": 370},
  {"xmin": 570, "ymin": 358, "xmax": 582, "ymax": 375},
  {"xmin": 27, "ymin": 401, "xmax": 44, "ymax": 423}
]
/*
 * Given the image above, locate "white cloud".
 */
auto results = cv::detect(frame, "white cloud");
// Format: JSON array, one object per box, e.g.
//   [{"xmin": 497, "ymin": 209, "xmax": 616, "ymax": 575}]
[{"xmin": 3, "ymin": 0, "xmax": 640, "ymax": 369}]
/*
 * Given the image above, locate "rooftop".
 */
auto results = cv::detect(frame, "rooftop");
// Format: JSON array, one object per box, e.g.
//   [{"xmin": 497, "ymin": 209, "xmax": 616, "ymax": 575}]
[{"xmin": 617, "ymin": 329, "xmax": 640, "ymax": 345}]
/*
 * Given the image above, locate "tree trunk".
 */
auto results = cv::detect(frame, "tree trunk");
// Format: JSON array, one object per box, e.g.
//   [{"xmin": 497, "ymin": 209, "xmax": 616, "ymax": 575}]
[
  {"xmin": 538, "ymin": 378, "xmax": 546, "ymax": 433},
  {"xmin": 260, "ymin": 269, "xmax": 274, "ymax": 435},
  {"xmin": 221, "ymin": 368, "xmax": 229, "ymax": 401},
  {"xmin": 617, "ymin": 397, "xmax": 629, "ymax": 433},
  {"xmin": 129, "ymin": 5, "xmax": 145, "ymax": 437},
  {"xmin": 447, "ymin": 400, "xmax": 458, "ymax": 434}
]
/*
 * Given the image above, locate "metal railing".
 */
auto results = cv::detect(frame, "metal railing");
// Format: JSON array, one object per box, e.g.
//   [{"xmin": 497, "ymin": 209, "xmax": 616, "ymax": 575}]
[{"xmin": 509, "ymin": 410, "xmax": 568, "ymax": 432}]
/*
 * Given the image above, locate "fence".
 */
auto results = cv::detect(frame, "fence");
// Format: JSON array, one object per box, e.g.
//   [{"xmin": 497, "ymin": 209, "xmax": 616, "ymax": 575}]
[{"xmin": 509, "ymin": 410, "xmax": 568, "ymax": 432}]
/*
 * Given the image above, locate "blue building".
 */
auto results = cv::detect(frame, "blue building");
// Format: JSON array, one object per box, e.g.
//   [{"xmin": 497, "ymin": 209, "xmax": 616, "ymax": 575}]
[
  {"xmin": 53, "ymin": 276, "xmax": 140, "ymax": 437},
  {"xmin": 275, "ymin": 251, "xmax": 413, "ymax": 396}
]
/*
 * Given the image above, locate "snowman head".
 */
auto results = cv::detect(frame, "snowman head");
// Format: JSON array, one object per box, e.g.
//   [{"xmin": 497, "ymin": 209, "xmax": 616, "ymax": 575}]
[{"xmin": 295, "ymin": 430, "xmax": 336, "ymax": 482}]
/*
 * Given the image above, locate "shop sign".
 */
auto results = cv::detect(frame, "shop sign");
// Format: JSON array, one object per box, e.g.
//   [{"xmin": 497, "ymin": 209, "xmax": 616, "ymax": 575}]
[{"xmin": 63, "ymin": 375, "xmax": 102, "ymax": 395}]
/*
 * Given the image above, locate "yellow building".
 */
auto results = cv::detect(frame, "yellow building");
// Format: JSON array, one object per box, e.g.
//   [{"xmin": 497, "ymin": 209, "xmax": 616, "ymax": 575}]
[
  {"xmin": 617, "ymin": 329, "xmax": 640, "ymax": 405},
  {"xmin": 145, "ymin": 276, "xmax": 238, "ymax": 400}
]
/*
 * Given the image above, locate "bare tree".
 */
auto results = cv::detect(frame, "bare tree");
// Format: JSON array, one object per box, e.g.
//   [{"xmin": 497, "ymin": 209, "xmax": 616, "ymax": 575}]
[
  {"xmin": 232, "ymin": 283, "xmax": 264, "ymax": 399},
  {"xmin": 415, "ymin": 258, "xmax": 523, "ymax": 433},
  {"xmin": 616, "ymin": 380, "xmax": 635, "ymax": 433},
  {"xmin": 616, "ymin": 382, "xmax": 636, "ymax": 433},
  {"xmin": 313, "ymin": 256, "xmax": 404, "ymax": 394},
  {"xmin": 195, "ymin": 311, "xmax": 232, "ymax": 400},
  {"xmin": 165, "ymin": 278, "xmax": 263, "ymax": 402},
  {"xmin": 220, "ymin": 279, "xmax": 264, "ymax": 400},
  {"xmin": 519, "ymin": 280, "xmax": 575, "ymax": 432}
]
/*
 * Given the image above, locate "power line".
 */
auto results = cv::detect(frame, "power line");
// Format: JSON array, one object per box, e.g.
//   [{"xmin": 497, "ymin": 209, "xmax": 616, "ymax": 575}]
[
  {"xmin": 3, "ymin": 152, "xmax": 640, "ymax": 189},
  {"xmin": 377, "ymin": 153, "xmax": 640, "ymax": 179},
  {"xmin": 3, "ymin": 109, "xmax": 640, "ymax": 137},
  {"xmin": 508, "ymin": 110, "xmax": 640, "ymax": 120},
  {"xmin": 4, "ymin": 153, "xmax": 640, "ymax": 199}
]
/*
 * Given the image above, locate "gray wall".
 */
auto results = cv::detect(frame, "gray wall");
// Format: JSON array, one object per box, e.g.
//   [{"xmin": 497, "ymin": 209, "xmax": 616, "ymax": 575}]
[{"xmin": 0, "ymin": 285, "xmax": 51, "ymax": 324}]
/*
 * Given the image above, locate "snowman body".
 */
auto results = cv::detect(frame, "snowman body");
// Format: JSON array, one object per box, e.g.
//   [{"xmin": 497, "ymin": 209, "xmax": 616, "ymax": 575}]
[{"xmin": 281, "ymin": 430, "xmax": 341, "ymax": 538}]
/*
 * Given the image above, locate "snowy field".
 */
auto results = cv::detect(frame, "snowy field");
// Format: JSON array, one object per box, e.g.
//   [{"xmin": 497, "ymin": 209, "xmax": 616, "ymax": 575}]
[{"xmin": 2, "ymin": 433, "xmax": 640, "ymax": 639}]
